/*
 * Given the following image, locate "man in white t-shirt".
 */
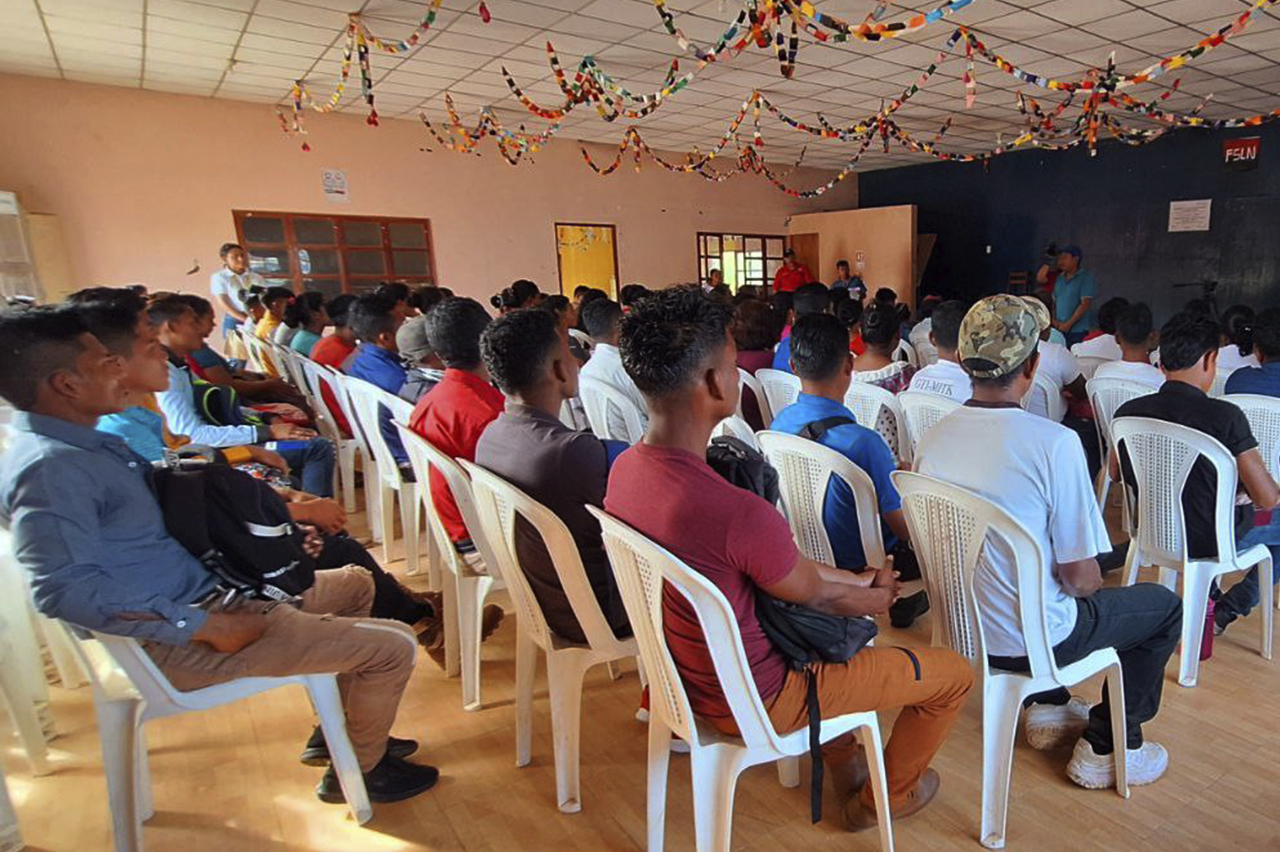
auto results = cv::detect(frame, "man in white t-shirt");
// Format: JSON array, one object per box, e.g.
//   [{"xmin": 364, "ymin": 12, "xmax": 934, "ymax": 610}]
[
  {"xmin": 1092, "ymin": 302, "xmax": 1164, "ymax": 391},
  {"xmin": 915, "ymin": 294, "xmax": 1180, "ymax": 790},
  {"xmin": 906, "ymin": 300, "xmax": 970, "ymax": 402},
  {"xmin": 578, "ymin": 297, "xmax": 648, "ymax": 440},
  {"xmin": 1021, "ymin": 296, "xmax": 1085, "ymax": 421},
  {"xmin": 209, "ymin": 242, "xmax": 265, "ymax": 338},
  {"xmin": 1070, "ymin": 296, "xmax": 1128, "ymax": 362}
]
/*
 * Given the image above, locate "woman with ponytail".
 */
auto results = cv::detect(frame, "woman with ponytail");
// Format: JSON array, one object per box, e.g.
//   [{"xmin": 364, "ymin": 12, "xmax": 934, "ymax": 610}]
[{"xmin": 1219, "ymin": 304, "xmax": 1261, "ymax": 372}]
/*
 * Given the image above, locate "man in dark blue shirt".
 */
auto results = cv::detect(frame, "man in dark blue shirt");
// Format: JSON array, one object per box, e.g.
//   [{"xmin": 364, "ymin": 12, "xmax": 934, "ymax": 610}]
[
  {"xmin": 346, "ymin": 292, "xmax": 413, "ymax": 476},
  {"xmin": 0, "ymin": 304, "xmax": 438, "ymax": 805},
  {"xmin": 771, "ymin": 282, "xmax": 830, "ymax": 373}
]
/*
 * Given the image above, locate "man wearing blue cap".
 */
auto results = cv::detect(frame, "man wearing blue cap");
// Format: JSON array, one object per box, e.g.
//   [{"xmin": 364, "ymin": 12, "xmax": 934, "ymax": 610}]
[{"xmin": 1052, "ymin": 245, "xmax": 1096, "ymax": 347}]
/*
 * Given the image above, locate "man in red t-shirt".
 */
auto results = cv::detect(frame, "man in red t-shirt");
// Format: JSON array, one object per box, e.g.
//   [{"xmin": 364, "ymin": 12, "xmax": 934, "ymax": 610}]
[
  {"xmin": 309, "ymin": 294, "xmax": 359, "ymax": 437},
  {"xmin": 771, "ymin": 249, "xmax": 813, "ymax": 294},
  {"xmin": 604, "ymin": 287, "xmax": 971, "ymax": 830}
]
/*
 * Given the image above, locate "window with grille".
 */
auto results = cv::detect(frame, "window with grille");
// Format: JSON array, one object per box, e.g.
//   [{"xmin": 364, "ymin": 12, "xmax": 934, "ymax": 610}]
[
  {"xmin": 696, "ymin": 232, "xmax": 786, "ymax": 294},
  {"xmin": 232, "ymin": 211, "xmax": 436, "ymax": 298}
]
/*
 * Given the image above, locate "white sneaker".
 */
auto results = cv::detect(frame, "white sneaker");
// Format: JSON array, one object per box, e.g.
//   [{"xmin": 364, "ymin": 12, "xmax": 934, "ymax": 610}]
[
  {"xmin": 669, "ymin": 737, "xmax": 690, "ymax": 754},
  {"xmin": 1066, "ymin": 738, "xmax": 1168, "ymax": 789},
  {"xmin": 635, "ymin": 707, "xmax": 650, "ymax": 723},
  {"xmin": 1024, "ymin": 697, "xmax": 1091, "ymax": 750}
]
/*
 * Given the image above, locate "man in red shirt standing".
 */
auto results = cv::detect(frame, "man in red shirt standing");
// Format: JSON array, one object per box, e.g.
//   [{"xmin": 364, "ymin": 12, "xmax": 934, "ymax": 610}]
[{"xmin": 771, "ymin": 248, "xmax": 813, "ymax": 294}]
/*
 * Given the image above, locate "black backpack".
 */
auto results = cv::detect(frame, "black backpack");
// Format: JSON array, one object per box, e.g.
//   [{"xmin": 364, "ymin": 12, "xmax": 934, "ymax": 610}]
[{"xmin": 150, "ymin": 460, "xmax": 316, "ymax": 602}]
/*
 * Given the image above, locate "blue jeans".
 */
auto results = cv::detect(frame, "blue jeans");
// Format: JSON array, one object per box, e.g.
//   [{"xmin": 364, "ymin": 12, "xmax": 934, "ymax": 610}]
[
  {"xmin": 1217, "ymin": 511, "xmax": 1280, "ymax": 621},
  {"xmin": 278, "ymin": 437, "xmax": 336, "ymax": 498},
  {"xmin": 221, "ymin": 314, "xmax": 239, "ymax": 337}
]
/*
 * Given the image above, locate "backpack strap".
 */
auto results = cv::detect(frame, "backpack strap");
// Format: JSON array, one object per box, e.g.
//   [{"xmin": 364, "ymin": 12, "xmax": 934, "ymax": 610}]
[
  {"xmin": 798, "ymin": 415, "xmax": 856, "ymax": 441},
  {"xmin": 807, "ymin": 670, "xmax": 824, "ymax": 824}
]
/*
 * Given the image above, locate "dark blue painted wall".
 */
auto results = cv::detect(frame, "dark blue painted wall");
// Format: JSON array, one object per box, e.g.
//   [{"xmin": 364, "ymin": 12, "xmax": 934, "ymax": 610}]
[{"xmin": 857, "ymin": 123, "xmax": 1280, "ymax": 322}]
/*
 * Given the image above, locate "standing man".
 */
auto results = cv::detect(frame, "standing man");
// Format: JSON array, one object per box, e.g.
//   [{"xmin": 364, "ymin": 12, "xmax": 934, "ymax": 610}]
[
  {"xmin": 772, "ymin": 249, "xmax": 813, "ymax": 294},
  {"xmin": 1052, "ymin": 245, "xmax": 1096, "ymax": 348},
  {"xmin": 831, "ymin": 259, "xmax": 867, "ymax": 303},
  {"xmin": 210, "ymin": 243, "xmax": 265, "ymax": 338}
]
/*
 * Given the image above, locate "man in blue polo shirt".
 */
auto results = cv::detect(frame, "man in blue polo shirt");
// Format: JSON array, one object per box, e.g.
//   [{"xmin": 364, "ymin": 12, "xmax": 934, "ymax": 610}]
[
  {"xmin": 1052, "ymin": 245, "xmax": 1097, "ymax": 347},
  {"xmin": 346, "ymin": 291, "xmax": 413, "ymax": 478},
  {"xmin": 771, "ymin": 282, "xmax": 830, "ymax": 373},
  {"xmin": 770, "ymin": 313, "xmax": 929, "ymax": 627}
]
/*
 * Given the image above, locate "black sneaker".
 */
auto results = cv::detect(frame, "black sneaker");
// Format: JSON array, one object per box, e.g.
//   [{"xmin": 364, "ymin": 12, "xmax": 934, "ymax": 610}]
[
  {"xmin": 889, "ymin": 591, "xmax": 930, "ymax": 629},
  {"xmin": 1213, "ymin": 604, "xmax": 1238, "ymax": 636},
  {"xmin": 300, "ymin": 726, "xmax": 419, "ymax": 767},
  {"xmin": 316, "ymin": 753, "xmax": 440, "ymax": 804}
]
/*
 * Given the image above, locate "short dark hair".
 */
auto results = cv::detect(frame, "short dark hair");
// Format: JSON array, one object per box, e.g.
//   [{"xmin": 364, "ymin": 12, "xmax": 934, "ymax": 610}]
[
  {"xmin": 262, "ymin": 286, "xmax": 293, "ymax": 308},
  {"xmin": 836, "ymin": 297, "xmax": 862, "ymax": 330},
  {"xmin": 861, "ymin": 302, "xmax": 901, "ymax": 348},
  {"xmin": 1253, "ymin": 308, "xmax": 1280, "ymax": 361},
  {"xmin": 284, "ymin": 291, "xmax": 326, "ymax": 328},
  {"xmin": 177, "ymin": 294, "xmax": 214, "ymax": 317},
  {"xmin": 573, "ymin": 285, "xmax": 591, "ymax": 298},
  {"xmin": 426, "ymin": 297, "xmax": 491, "ymax": 369},
  {"xmin": 929, "ymin": 300, "xmax": 968, "ymax": 351},
  {"xmin": 619, "ymin": 283, "xmax": 651, "ymax": 308},
  {"xmin": 733, "ymin": 299, "xmax": 778, "ymax": 352},
  {"xmin": 619, "ymin": 286, "xmax": 733, "ymax": 399},
  {"xmin": 874, "ymin": 288, "xmax": 897, "ymax": 304},
  {"xmin": 540, "ymin": 294, "xmax": 571, "ymax": 319},
  {"xmin": 146, "ymin": 294, "xmax": 195, "ymax": 329},
  {"xmin": 348, "ymin": 292, "xmax": 399, "ymax": 342},
  {"xmin": 836, "ymin": 259, "xmax": 850, "ymax": 270},
  {"xmin": 75, "ymin": 300, "xmax": 142, "ymax": 356},
  {"xmin": 1221, "ymin": 304, "xmax": 1255, "ymax": 357},
  {"xmin": 578, "ymin": 287, "xmax": 608, "ymax": 308},
  {"xmin": 244, "ymin": 294, "xmax": 262, "ymax": 311},
  {"xmin": 1096, "ymin": 297, "xmax": 1130, "ymax": 335},
  {"xmin": 219, "ymin": 242, "xmax": 242, "ymax": 258},
  {"xmin": 792, "ymin": 282, "xmax": 829, "ymax": 319},
  {"xmin": 1115, "ymin": 302, "xmax": 1154, "ymax": 346},
  {"xmin": 581, "ymin": 298, "xmax": 622, "ymax": 339},
  {"xmin": 1157, "ymin": 311, "xmax": 1220, "ymax": 372},
  {"xmin": 0, "ymin": 305, "xmax": 91, "ymax": 410},
  {"xmin": 376, "ymin": 282, "xmax": 412, "ymax": 304},
  {"xmin": 326, "ymin": 294, "xmax": 357, "ymax": 327},
  {"xmin": 770, "ymin": 290, "xmax": 793, "ymax": 317},
  {"xmin": 481, "ymin": 308, "xmax": 561, "ymax": 395},
  {"xmin": 790, "ymin": 314, "xmax": 849, "ymax": 381},
  {"xmin": 67, "ymin": 287, "xmax": 146, "ymax": 310},
  {"xmin": 410, "ymin": 286, "xmax": 447, "ymax": 315}
]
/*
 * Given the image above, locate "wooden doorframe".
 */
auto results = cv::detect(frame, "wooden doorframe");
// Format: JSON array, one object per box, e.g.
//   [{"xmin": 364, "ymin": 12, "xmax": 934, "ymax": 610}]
[
  {"xmin": 554, "ymin": 222, "xmax": 619, "ymax": 298},
  {"xmin": 788, "ymin": 232, "xmax": 821, "ymax": 283}
]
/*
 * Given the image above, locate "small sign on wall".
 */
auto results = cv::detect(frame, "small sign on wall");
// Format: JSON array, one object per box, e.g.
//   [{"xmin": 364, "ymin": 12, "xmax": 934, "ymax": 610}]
[
  {"xmin": 321, "ymin": 168, "xmax": 349, "ymax": 203},
  {"xmin": 1168, "ymin": 199, "xmax": 1212, "ymax": 232},
  {"xmin": 1224, "ymin": 137, "xmax": 1260, "ymax": 171}
]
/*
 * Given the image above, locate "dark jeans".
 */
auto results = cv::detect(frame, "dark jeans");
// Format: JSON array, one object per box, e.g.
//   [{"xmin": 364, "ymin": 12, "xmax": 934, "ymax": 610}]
[
  {"xmin": 278, "ymin": 437, "xmax": 336, "ymax": 497},
  {"xmin": 1065, "ymin": 331, "xmax": 1088, "ymax": 348},
  {"xmin": 989, "ymin": 584, "xmax": 1182, "ymax": 753},
  {"xmin": 316, "ymin": 533, "xmax": 432, "ymax": 625},
  {"xmin": 1063, "ymin": 414, "xmax": 1102, "ymax": 482},
  {"xmin": 1217, "ymin": 512, "xmax": 1280, "ymax": 622}
]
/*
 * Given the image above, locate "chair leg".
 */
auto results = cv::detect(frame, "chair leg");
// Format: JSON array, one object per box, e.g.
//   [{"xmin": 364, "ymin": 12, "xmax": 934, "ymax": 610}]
[
  {"xmin": 1121, "ymin": 543, "xmax": 1142, "ymax": 587},
  {"xmin": 979, "ymin": 681, "xmax": 1024, "ymax": 850},
  {"xmin": 0, "ymin": 649, "xmax": 51, "ymax": 776},
  {"xmin": 646, "ymin": 717, "xmax": 673, "ymax": 852},
  {"xmin": 134, "ymin": 726, "xmax": 154, "ymax": 822},
  {"xmin": 378, "ymin": 484, "xmax": 397, "ymax": 565},
  {"xmin": 425, "ymin": 523, "xmax": 442, "ymax": 592},
  {"xmin": 458, "ymin": 576, "xmax": 492, "ymax": 712},
  {"xmin": 776, "ymin": 756, "xmax": 800, "ymax": 788},
  {"xmin": 339, "ymin": 444, "xmax": 357, "ymax": 513},
  {"xmin": 546, "ymin": 652, "xmax": 591, "ymax": 813},
  {"xmin": 307, "ymin": 676, "xmax": 373, "ymax": 825},
  {"xmin": 97, "ymin": 698, "xmax": 144, "ymax": 852},
  {"xmin": 1178, "ymin": 567, "xmax": 1211, "ymax": 688},
  {"xmin": 1104, "ymin": 663, "xmax": 1129, "ymax": 799},
  {"xmin": 1258, "ymin": 555, "xmax": 1274, "ymax": 660},
  {"xmin": 0, "ymin": 763, "xmax": 22, "ymax": 852},
  {"xmin": 399, "ymin": 485, "xmax": 421, "ymax": 577},
  {"xmin": 365, "ymin": 464, "xmax": 383, "ymax": 544},
  {"xmin": 515, "ymin": 625, "xmax": 537, "ymax": 768},
  {"xmin": 858, "ymin": 721, "xmax": 895, "ymax": 852},
  {"xmin": 605, "ymin": 660, "xmax": 622, "ymax": 681},
  {"xmin": 688, "ymin": 745, "xmax": 747, "ymax": 852},
  {"xmin": 39, "ymin": 615, "xmax": 88, "ymax": 689}
]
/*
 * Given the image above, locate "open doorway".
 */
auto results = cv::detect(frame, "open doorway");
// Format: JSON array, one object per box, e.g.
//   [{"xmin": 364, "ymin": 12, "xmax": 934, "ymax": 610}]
[{"xmin": 555, "ymin": 223, "xmax": 618, "ymax": 298}]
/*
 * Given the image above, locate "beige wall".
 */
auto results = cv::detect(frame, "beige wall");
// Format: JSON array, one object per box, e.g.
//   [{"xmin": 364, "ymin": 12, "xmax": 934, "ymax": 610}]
[
  {"xmin": 787, "ymin": 205, "xmax": 917, "ymax": 308},
  {"xmin": 0, "ymin": 74, "xmax": 858, "ymax": 307}
]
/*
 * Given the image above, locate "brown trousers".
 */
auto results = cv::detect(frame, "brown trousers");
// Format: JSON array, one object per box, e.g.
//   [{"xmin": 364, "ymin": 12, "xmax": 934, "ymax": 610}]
[
  {"xmin": 145, "ymin": 567, "xmax": 418, "ymax": 771},
  {"xmin": 765, "ymin": 646, "xmax": 973, "ymax": 811}
]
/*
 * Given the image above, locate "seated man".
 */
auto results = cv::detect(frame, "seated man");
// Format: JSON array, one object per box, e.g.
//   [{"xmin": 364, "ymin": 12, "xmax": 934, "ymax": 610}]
[
  {"xmin": 770, "ymin": 314, "xmax": 929, "ymax": 628},
  {"xmin": 178, "ymin": 294, "xmax": 305, "ymax": 408},
  {"xmin": 475, "ymin": 308, "xmax": 631, "ymax": 643},
  {"xmin": 579, "ymin": 298, "xmax": 649, "ymax": 437},
  {"xmin": 149, "ymin": 295, "xmax": 337, "ymax": 498},
  {"xmin": 1021, "ymin": 296, "xmax": 1086, "ymax": 421},
  {"xmin": 310, "ymin": 293, "xmax": 359, "ymax": 437},
  {"xmin": 605, "ymin": 287, "xmax": 972, "ymax": 830},
  {"xmin": 346, "ymin": 292, "xmax": 412, "ymax": 477},
  {"xmin": 916, "ymin": 294, "xmax": 1181, "ymax": 788},
  {"xmin": 0, "ymin": 306, "xmax": 437, "ymax": 803},
  {"xmin": 906, "ymin": 300, "xmax": 971, "ymax": 402},
  {"xmin": 1093, "ymin": 302, "xmax": 1164, "ymax": 390},
  {"xmin": 771, "ymin": 282, "xmax": 830, "ymax": 373},
  {"xmin": 396, "ymin": 314, "xmax": 446, "ymax": 403},
  {"xmin": 1114, "ymin": 311, "xmax": 1280, "ymax": 635},
  {"xmin": 1071, "ymin": 296, "xmax": 1128, "ymax": 361}
]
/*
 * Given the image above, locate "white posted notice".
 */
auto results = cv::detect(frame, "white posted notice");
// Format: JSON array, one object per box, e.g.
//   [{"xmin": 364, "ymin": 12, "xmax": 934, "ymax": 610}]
[{"xmin": 1168, "ymin": 199, "xmax": 1211, "ymax": 232}]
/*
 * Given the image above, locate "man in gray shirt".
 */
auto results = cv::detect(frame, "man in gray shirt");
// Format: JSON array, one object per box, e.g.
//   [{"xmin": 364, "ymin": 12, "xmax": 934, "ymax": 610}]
[{"xmin": 474, "ymin": 308, "xmax": 630, "ymax": 643}]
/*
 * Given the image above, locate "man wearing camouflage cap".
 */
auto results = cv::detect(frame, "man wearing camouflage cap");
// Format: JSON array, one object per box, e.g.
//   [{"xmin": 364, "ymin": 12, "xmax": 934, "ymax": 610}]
[
  {"xmin": 915, "ymin": 294, "xmax": 1181, "ymax": 790},
  {"xmin": 396, "ymin": 314, "xmax": 446, "ymax": 403}
]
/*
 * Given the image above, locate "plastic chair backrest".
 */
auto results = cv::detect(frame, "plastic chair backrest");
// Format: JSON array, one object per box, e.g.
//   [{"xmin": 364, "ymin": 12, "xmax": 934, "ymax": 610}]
[
  {"xmin": 568, "ymin": 328, "xmax": 594, "ymax": 356},
  {"xmin": 898, "ymin": 391, "xmax": 961, "ymax": 457},
  {"xmin": 758, "ymin": 430, "xmax": 887, "ymax": 569},
  {"xmin": 463, "ymin": 460, "xmax": 623, "ymax": 652},
  {"xmin": 587, "ymin": 505, "xmax": 783, "ymax": 752},
  {"xmin": 1225, "ymin": 394, "xmax": 1280, "ymax": 482},
  {"xmin": 894, "ymin": 339, "xmax": 918, "ymax": 368},
  {"xmin": 711, "ymin": 415, "xmax": 761, "ymax": 450},
  {"xmin": 843, "ymin": 380, "xmax": 910, "ymax": 464},
  {"xmin": 737, "ymin": 367, "xmax": 773, "ymax": 426},
  {"xmin": 344, "ymin": 377, "xmax": 402, "ymax": 488},
  {"xmin": 1021, "ymin": 371, "xmax": 1066, "ymax": 422},
  {"xmin": 1086, "ymin": 376, "xmax": 1154, "ymax": 452},
  {"xmin": 1076, "ymin": 355, "xmax": 1108, "ymax": 380},
  {"xmin": 755, "ymin": 369, "xmax": 801, "ymax": 419},
  {"xmin": 1110, "ymin": 416, "xmax": 1239, "ymax": 568},
  {"xmin": 578, "ymin": 376, "xmax": 645, "ymax": 444},
  {"xmin": 1210, "ymin": 369, "xmax": 1232, "ymax": 398},
  {"xmin": 891, "ymin": 471, "xmax": 1059, "ymax": 682},
  {"xmin": 299, "ymin": 359, "xmax": 348, "ymax": 445}
]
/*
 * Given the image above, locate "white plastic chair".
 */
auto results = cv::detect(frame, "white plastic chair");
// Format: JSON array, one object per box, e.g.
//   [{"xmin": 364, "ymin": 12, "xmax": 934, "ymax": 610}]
[
  {"xmin": 1020, "ymin": 371, "xmax": 1066, "ymax": 422},
  {"xmin": 1076, "ymin": 355, "xmax": 1109, "ymax": 380},
  {"xmin": 1210, "ymin": 368, "xmax": 1233, "ymax": 398},
  {"xmin": 892, "ymin": 471, "xmax": 1128, "ymax": 850},
  {"xmin": 297, "ymin": 359, "xmax": 361, "ymax": 512},
  {"xmin": 844, "ymin": 380, "xmax": 911, "ymax": 465},
  {"xmin": 0, "ymin": 613, "xmax": 50, "ymax": 776},
  {"xmin": 893, "ymin": 339, "xmax": 918, "ymax": 368},
  {"xmin": 587, "ymin": 505, "xmax": 894, "ymax": 852},
  {"xmin": 736, "ymin": 368, "xmax": 772, "ymax": 427},
  {"xmin": 0, "ymin": 762, "xmax": 19, "ymax": 852},
  {"xmin": 578, "ymin": 376, "xmax": 646, "ymax": 444},
  {"xmin": 758, "ymin": 431, "xmax": 886, "ymax": 570},
  {"xmin": 396, "ymin": 423, "xmax": 503, "ymax": 711},
  {"xmin": 710, "ymin": 415, "xmax": 760, "ymax": 451},
  {"xmin": 755, "ymin": 369, "xmax": 801, "ymax": 420},
  {"xmin": 462, "ymin": 460, "xmax": 640, "ymax": 813},
  {"xmin": 343, "ymin": 376, "xmax": 423, "ymax": 577},
  {"xmin": 1111, "ymin": 416, "xmax": 1274, "ymax": 687},
  {"xmin": 1087, "ymin": 376, "xmax": 1156, "ymax": 510},
  {"xmin": 568, "ymin": 328, "xmax": 594, "ymax": 357},
  {"xmin": 74, "ymin": 628, "xmax": 371, "ymax": 852},
  {"xmin": 898, "ymin": 391, "xmax": 961, "ymax": 459},
  {"xmin": 1225, "ymin": 394, "xmax": 1280, "ymax": 483}
]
